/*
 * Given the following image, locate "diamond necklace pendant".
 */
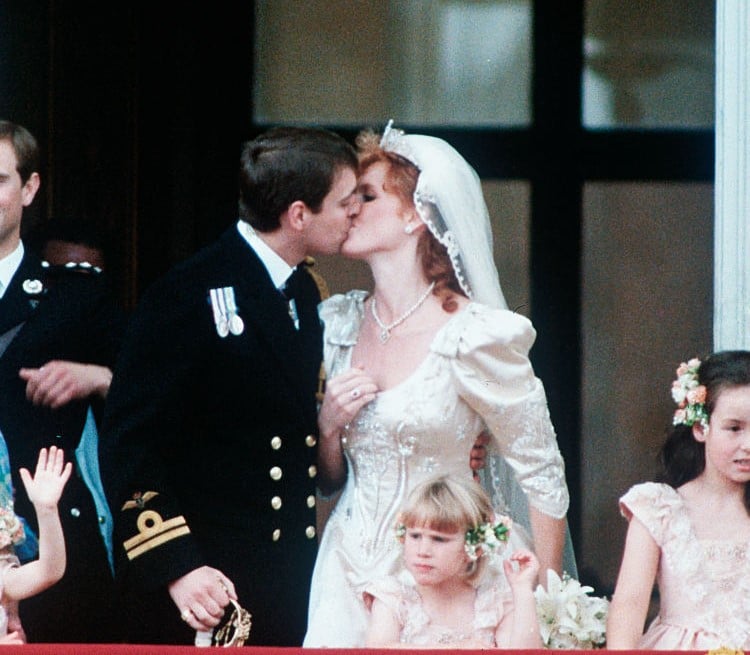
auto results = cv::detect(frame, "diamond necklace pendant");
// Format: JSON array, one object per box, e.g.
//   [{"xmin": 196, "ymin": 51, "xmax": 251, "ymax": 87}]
[{"xmin": 370, "ymin": 282, "xmax": 435, "ymax": 345}]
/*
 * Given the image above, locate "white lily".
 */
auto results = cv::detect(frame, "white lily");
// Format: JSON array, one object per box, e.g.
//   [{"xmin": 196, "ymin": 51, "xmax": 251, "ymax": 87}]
[{"xmin": 534, "ymin": 570, "xmax": 609, "ymax": 649}]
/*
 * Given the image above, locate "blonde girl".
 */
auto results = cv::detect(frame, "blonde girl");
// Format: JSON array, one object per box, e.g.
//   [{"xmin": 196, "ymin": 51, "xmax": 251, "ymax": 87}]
[{"xmin": 365, "ymin": 474, "xmax": 541, "ymax": 649}]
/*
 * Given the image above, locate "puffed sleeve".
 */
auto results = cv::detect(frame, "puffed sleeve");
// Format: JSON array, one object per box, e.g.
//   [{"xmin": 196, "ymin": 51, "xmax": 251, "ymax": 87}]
[
  {"xmin": 318, "ymin": 290, "xmax": 367, "ymax": 378},
  {"xmin": 0, "ymin": 549, "xmax": 20, "ymax": 634},
  {"xmin": 619, "ymin": 482, "xmax": 676, "ymax": 546},
  {"xmin": 433, "ymin": 304, "xmax": 569, "ymax": 519},
  {"xmin": 363, "ymin": 575, "xmax": 406, "ymax": 617},
  {"xmin": 363, "ymin": 572, "xmax": 423, "ymax": 640}
]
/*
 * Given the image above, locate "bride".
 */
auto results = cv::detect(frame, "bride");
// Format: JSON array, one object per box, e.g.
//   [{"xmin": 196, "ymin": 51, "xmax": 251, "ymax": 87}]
[{"xmin": 304, "ymin": 122, "xmax": 571, "ymax": 647}]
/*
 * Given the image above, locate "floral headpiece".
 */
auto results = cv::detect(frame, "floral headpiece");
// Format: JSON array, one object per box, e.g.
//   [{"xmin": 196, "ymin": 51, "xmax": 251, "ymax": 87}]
[
  {"xmin": 0, "ymin": 506, "xmax": 26, "ymax": 550},
  {"xmin": 464, "ymin": 516, "xmax": 511, "ymax": 561},
  {"xmin": 671, "ymin": 358, "xmax": 708, "ymax": 428},
  {"xmin": 394, "ymin": 514, "xmax": 511, "ymax": 561}
]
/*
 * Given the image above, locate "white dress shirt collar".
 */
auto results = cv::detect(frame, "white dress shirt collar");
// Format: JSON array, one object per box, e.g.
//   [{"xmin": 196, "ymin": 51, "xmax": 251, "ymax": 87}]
[
  {"xmin": 236, "ymin": 220, "xmax": 295, "ymax": 289},
  {"xmin": 0, "ymin": 241, "xmax": 24, "ymax": 299}
]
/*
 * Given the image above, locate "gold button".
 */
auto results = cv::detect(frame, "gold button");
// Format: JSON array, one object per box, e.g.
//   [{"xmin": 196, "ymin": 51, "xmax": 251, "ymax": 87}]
[
  {"xmin": 270, "ymin": 436, "xmax": 282, "ymax": 450},
  {"xmin": 306, "ymin": 495, "xmax": 316, "ymax": 508},
  {"xmin": 271, "ymin": 496, "xmax": 282, "ymax": 510},
  {"xmin": 272, "ymin": 529, "xmax": 281, "ymax": 541},
  {"xmin": 305, "ymin": 435, "xmax": 317, "ymax": 447},
  {"xmin": 305, "ymin": 526, "xmax": 316, "ymax": 539},
  {"xmin": 270, "ymin": 466, "xmax": 282, "ymax": 481},
  {"xmin": 308, "ymin": 465, "xmax": 317, "ymax": 478}
]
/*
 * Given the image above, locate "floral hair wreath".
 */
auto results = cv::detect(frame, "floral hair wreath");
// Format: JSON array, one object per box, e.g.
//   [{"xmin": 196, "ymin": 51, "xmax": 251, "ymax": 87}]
[
  {"xmin": 671, "ymin": 358, "xmax": 709, "ymax": 428},
  {"xmin": 394, "ymin": 514, "xmax": 512, "ymax": 561}
]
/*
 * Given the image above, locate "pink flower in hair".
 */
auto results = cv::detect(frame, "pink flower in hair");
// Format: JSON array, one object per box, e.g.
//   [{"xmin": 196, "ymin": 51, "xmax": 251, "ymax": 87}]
[{"xmin": 686, "ymin": 385, "xmax": 707, "ymax": 405}]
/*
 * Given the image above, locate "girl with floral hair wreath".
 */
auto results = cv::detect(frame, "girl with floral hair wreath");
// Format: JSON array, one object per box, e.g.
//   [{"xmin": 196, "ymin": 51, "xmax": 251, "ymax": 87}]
[
  {"xmin": 364, "ymin": 474, "xmax": 541, "ymax": 649},
  {"xmin": 608, "ymin": 350, "xmax": 750, "ymax": 650}
]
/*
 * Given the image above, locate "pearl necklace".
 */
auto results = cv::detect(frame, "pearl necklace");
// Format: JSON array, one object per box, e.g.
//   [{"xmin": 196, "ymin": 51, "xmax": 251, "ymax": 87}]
[{"xmin": 370, "ymin": 282, "xmax": 436, "ymax": 344}]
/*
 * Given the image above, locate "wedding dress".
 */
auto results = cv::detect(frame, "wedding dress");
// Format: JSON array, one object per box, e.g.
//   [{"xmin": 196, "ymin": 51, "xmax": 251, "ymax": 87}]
[{"xmin": 303, "ymin": 293, "xmax": 568, "ymax": 646}]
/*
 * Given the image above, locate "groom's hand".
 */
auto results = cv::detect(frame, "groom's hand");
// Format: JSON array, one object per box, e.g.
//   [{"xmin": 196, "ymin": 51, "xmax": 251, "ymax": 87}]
[{"xmin": 168, "ymin": 566, "xmax": 236, "ymax": 632}]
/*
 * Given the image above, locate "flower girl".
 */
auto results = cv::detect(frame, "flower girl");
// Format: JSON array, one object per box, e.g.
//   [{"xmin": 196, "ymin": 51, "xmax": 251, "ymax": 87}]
[
  {"xmin": 607, "ymin": 351, "xmax": 750, "ymax": 650},
  {"xmin": 0, "ymin": 446, "xmax": 71, "ymax": 644},
  {"xmin": 364, "ymin": 474, "xmax": 541, "ymax": 648}
]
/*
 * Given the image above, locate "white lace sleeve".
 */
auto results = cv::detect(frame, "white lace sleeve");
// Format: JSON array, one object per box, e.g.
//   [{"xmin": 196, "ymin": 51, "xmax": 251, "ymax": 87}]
[{"xmin": 435, "ymin": 304, "xmax": 569, "ymax": 519}]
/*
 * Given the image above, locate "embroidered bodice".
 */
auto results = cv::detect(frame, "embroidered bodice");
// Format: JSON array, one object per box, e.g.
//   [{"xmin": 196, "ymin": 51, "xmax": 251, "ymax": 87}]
[
  {"xmin": 621, "ymin": 482, "xmax": 750, "ymax": 650},
  {"xmin": 363, "ymin": 570, "xmax": 512, "ymax": 647}
]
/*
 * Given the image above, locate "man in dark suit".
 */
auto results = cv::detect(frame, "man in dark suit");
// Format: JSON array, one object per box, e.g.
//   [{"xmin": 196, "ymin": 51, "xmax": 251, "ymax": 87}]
[
  {"xmin": 0, "ymin": 120, "xmax": 124, "ymax": 642},
  {"xmin": 100, "ymin": 127, "xmax": 360, "ymax": 646}
]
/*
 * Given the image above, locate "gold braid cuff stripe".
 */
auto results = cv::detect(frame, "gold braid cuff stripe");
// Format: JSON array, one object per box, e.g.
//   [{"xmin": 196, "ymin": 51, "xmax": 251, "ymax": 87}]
[{"xmin": 124, "ymin": 510, "xmax": 191, "ymax": 560}]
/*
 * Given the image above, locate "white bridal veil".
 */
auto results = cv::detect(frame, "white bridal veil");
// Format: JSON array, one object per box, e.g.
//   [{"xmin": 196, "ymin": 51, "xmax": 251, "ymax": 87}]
[{"xmin": 379, "ymin": 121, "xmax": 577, "ymax": 576}]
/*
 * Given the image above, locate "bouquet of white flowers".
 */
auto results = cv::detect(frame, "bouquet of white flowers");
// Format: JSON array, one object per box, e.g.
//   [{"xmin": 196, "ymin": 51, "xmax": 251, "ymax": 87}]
[{"xmin": 534, "ymin": 570, "xmax": 609, "ymax": 648}]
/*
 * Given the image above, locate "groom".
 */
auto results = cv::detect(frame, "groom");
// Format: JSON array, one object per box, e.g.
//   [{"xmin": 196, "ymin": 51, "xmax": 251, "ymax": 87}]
[{"xmin": 100, "ymin": 127, "xmax": 360, "ymax": 645}]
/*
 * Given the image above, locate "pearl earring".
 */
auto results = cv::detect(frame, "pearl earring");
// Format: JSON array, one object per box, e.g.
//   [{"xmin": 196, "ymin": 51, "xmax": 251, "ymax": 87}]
[{"xmin": 404, "ymin": 224, "xmax": 414, "ymax": 235}]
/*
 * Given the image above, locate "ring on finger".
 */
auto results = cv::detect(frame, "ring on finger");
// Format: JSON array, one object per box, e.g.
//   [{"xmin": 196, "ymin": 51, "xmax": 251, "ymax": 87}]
[
  {"xmin": 350, "ymin": 388, "xmax": 361, "ymax": 400},
  {"xmin": 180, "ymin": 608, "xmax": 192, "ymax": 622}
]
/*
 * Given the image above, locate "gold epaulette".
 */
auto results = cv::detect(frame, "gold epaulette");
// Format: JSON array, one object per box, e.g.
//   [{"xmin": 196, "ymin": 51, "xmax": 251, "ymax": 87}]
[{"xmin": 302, "ymin": 256, "xmax": 330, "ymax": 301}]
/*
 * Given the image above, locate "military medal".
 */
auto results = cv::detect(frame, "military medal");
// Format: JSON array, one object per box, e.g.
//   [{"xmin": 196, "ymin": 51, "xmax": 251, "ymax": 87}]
[
  {"xmin": 209, "ymin": 288, "xmax": 230, "ymax": 338},
  {"xmin": 223, "ymin": 286, "xmax": 245, "ymax": 336},
  {"xmin": 209, "ymin": 287, "xmax": 244, "ymax": 338}
]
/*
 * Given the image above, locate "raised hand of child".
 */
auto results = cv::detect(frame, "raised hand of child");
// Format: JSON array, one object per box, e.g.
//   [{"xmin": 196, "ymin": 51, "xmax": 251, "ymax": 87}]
[
  {"xmin": 503, "ymin": 549, "xmax": 541, "ymax": 592},
  {"xmin": 18, "ymin": 446, "xmax": 72, "ymax": 512}
]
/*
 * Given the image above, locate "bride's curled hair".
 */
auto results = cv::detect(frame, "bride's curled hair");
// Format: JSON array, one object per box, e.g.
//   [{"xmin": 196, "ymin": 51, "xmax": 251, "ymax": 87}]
[{"xmin": 356, "ymin": 129, "xmax": 464, "ymax": 313}]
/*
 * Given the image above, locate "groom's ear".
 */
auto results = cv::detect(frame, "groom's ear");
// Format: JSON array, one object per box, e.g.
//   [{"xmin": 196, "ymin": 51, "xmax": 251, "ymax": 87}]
[{"xmin": 282, "ymin": 200, "xmax": 309, "ymax": 233}]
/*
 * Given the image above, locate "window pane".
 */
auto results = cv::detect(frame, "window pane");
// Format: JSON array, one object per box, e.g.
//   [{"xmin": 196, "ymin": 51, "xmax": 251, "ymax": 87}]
[
  {"xmin": 580, "ymin": 182, "xmax": 713, "ymax": 591},
  {"xmin": 254, "ymin": 0, "xmax": 531, "ymax": 127},
  {"xmin": 583, "ymin": 0, "xmax": 715, "ymax": 128},
  {"xmin": 484, "ymin": 180, "xmax": 530, "ymax": 314}
]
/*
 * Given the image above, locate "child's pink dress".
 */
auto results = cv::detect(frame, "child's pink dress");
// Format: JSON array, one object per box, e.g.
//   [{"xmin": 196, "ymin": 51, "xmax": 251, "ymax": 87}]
[
  {"xmin": 363, "ymin": 569, "xmax": 513, "ymax": 647},
  {"xmin": 621, "ymin": 482, "xmax": 750, "ymax": 650},
  {"xmin": 0, "ymin": 550, "xmax": 20, "ymax": 636}
]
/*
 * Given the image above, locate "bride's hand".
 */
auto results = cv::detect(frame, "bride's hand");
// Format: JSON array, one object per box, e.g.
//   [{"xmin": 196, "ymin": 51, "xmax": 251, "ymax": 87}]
[{"xmin": 318, "ymin": 367, "xmax": 378, "ymax": 439}]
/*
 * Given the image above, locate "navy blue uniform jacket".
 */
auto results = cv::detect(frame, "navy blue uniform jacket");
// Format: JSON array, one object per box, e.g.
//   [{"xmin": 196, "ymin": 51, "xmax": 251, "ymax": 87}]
[
  {"xmin": 0, "ymin": 251, "xmax": 124, "ymax": 642},
  {"xmin": 101, "ymin": 227, "xmax": 323, "ymax": 646}
]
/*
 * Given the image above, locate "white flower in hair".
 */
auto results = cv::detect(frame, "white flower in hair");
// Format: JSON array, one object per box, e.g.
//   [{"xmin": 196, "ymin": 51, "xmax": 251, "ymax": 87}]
[{"xmin": 463, "ymin": 515, "xmax": 511, "ymax": 561}]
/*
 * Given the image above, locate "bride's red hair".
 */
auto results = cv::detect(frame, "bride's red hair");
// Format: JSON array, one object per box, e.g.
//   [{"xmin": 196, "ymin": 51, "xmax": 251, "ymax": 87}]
[{"xmin": 356, "ymin": 130, "xmax": 465, "ymax": 312}]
